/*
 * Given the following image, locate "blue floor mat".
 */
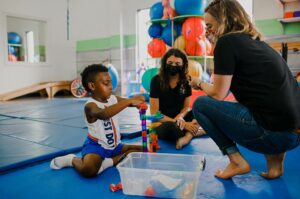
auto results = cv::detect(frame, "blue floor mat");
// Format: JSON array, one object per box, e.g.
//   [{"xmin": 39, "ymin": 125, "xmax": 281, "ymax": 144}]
[
  {"xmin": 0, "ymin": 134, "xmax": 61, "ymax": 172},
  {"xmin": 0, "ymin": 99, "xmax": 144, "ymax": 172},
  {"xmin": 0, "ymin": 115, "xmax": 10, "ymax": 121},
  {"xmin": 0, "ymin": 118, "xmax": 86, "ymax": 172},
  {"xmin": 0, "ymin": 136, "xmax": 299, "ymax": 199},
  {"xmin": 0, "ymin": 98, "xmax": 86, "ymax": 117}
]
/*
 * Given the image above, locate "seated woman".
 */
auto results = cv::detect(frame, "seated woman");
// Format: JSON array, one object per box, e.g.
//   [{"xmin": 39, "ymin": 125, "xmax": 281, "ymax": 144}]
[{"xmin": 150, "ymin": 48, "xmax": 206, "ymax": 149}]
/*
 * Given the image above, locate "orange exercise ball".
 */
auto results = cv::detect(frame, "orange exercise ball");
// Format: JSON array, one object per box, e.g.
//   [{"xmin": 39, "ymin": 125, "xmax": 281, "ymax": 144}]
[
  {"xmin": 147, "ymin": 38, "xmax": 167, "ymax": 58},
  {"xmin": 182, "ymin": 17, "xmax": 205, "ymax": 41},
  {"xmin": 188, "ymin": 60, "xmax": 203, "ymax": 78},
  {"xmin": 185, "ymin": 39, "xmax": 205, "ymax": 56},
  {"xmin": 8, "ymin": 54, "xmax": 17, "ymax": 62},
  {"xmin": 174, "ymin": 35, "xmax": 186, "ymax": 51}
]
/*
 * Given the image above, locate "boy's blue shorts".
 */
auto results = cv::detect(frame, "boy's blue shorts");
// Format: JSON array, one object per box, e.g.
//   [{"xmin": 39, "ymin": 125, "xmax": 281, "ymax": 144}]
[{"xmin": 81, "ymin": 137, "xmax": 123, "ymax": 159}]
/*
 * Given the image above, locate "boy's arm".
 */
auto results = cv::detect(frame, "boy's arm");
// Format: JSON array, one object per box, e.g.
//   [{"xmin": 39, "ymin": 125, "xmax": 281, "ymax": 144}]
[
  {"xmin": 85, "ymin": 96, "xmax": 145, "ymax": 121},
  {"xmin": 116, "ymin": 95, "xmax": 145, "ymax": 107}
]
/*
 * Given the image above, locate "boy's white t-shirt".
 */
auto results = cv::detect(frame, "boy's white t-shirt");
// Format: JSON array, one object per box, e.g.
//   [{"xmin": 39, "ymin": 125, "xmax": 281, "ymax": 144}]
[{"xmin": 84, "ymin": 95, "xmax": 121, "ymax": 150}]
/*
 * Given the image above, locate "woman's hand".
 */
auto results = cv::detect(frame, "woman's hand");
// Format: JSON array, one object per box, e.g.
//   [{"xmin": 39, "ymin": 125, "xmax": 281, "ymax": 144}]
[
  {"xmin": 176, "ymin": 118, "xmax": 185, "ymax": 130},
  {"xmin": 184, "ymin": 121, "xmax": 200, "ymax": 135},
  {"xmin": 190, "ymin": 76, "xmax": 202, "ymax": 90}
]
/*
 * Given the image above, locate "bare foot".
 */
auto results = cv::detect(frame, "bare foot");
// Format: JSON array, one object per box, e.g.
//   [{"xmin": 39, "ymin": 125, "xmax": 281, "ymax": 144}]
[
  {"xmin": 176, "ymin": 133, "xmax": 193, "ymax": 149},
  {"xmin": 260, "ymin": 153, "xmax": 285, "ymax": 179},
  {"xmin": 215, "ymin": 152, "xmax": 251, "ymax": 179}
]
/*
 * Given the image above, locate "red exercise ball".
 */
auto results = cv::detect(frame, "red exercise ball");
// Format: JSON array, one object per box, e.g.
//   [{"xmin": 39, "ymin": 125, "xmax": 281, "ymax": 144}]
[
  {"xmin": 147, "ymin": 38, "xmax": 167, "ymax": 58},
  {"xmin": 8, "ymin": 54, "xmax": 18, "ymax": 62},
  {"xmin": 182, "ymin": 17, "xmax": 205, "ymax": 41},
  {"xmin": 185, "ymin": 39, "xmax": 205, "ymax": 56}
]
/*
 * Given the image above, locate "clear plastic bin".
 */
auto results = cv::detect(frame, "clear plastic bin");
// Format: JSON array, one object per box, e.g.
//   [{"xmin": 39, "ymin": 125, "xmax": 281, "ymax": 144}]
[{"xmin": 117, "ymin": 152, "xmax": 205, "ymax": 199}]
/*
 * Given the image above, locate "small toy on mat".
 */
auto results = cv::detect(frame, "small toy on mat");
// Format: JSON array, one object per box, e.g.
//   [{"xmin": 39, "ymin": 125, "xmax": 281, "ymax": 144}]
[{"xmin": 110, "ymin": 182, "xmax": 122, "ymax": 192}]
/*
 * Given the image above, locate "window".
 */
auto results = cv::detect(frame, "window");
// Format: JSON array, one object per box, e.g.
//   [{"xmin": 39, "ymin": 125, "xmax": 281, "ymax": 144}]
[{"xmin": 6, "ymin": 15, "xmax": 47, "ymax": 63}]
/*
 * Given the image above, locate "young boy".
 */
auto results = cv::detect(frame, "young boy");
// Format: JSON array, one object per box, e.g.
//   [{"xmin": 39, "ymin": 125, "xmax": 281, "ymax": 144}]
[{"xmin": 50, "ymin": 64, "xmax": 143, "ymax": 178}]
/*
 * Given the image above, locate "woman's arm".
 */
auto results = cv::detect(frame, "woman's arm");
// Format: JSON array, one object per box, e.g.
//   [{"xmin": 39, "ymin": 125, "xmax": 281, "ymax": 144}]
[
  {"xmin": 149, "ymin": 97, "xmax": 175, "ymax": 122},
  {"xmin": 174, "ymin": 97, "xmax": 190, "ymax": 120},
  {"xmin": 192, "ymin": 74, "xmax": 232, "ymax": 100}
]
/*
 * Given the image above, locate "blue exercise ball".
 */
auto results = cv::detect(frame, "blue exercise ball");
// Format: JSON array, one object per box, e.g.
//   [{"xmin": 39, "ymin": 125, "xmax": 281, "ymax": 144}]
[
  {"xmin": 7, "ymin": 32, "xmax": 22, "ymax": 44},
  {"xmin": 106, "ymin": 63, "xmax": 119, "ymax": 92},
  {"xmin": 175, "ymin": 0, "xmax": 208, "ymax": 16},
  {"xmin": 8, "ymin": 46, "xmax": 16, "ymax": 55},
  {"xmin": 161, "ymin": 23, "xmax": 178, "ymax": 46},
  {"xmin": 174, "ymin": 23, "xmax": 182, "ymax": 36},
  {"xmin": 150, "ymin": 2, "xmax": 164, "ymax": 19},
  {"xmin": 148, "ymin": 24, "xmax": 163, "ymax": 38}
]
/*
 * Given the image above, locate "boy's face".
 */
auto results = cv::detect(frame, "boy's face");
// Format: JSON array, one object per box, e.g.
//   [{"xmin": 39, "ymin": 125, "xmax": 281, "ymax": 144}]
[{"xmin": 90, "ymin": 72, "xmax": 112, "ymax": 100}]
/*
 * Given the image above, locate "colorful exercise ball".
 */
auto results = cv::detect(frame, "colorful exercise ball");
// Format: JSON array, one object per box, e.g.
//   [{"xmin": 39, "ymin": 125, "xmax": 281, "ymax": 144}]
[
  {"xmin": 105, "ymin": 63, "xmax": 119, "ymax": 92},
  {"xmin": 141, "ymin": 68, "xmax": 159, "ymax": 92},
  {"xmin": 148, "ymin": 24, "xmax": 163, "ymax": 38},
  {"xmin": 188, "ymin": 60, "xmax": 203, "ymax": 78},
  {"xmin": 150, "ymin": 2, "xmax": 164, "ymax": 20},
  {"xmin": 147, "ymin": 38, "xmax": 167, "ymax": 58},
  {"xmin": 185, "ymin": 39, "xmax": 205, "ymax": 56},
  {"xmin": 7, "ymin": 32, "xmax": 22, "ymax": 44},
  {"xmin": 174, "ymin": 23, "xmax": 182, "ymax": 36},
  {"xmin": 182, "ymin": 17, "xmax": 205, "ymax": 41},
  {"xmin": 174, "ymin": 35, "xmax": 186, "ymax": 51},
  {"xmin": 8, "ymin": 54, "xmax": 18, "ymax": 62},
  {"xmin": 161, "ymin": 23, "xmax": 177, "ymax": 46},
  {"xmin": 162, "ymin": 7, "xmax": 177, "ymax": 19},
  {"xmin": 174, "ymin": 0, "xmax": 208, "ymax": 15},
  {"xmin": 8, "ymin": 46, "xmax": 16, "ymax": 55}
]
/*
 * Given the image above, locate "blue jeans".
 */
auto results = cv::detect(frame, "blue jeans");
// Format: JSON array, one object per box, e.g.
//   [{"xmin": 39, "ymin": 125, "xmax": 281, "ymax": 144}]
[{"xmin": 192, "ymin": 96, "xmax": 300, "ymax": 155}]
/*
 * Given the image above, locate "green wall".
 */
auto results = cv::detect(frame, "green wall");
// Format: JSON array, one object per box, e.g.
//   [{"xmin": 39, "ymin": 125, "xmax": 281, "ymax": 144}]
[
  {"xmin": 76, "ymin": 35, "xmax": 136, "ymax": 52},
  {"xmin": 255, "ymin": 19, "xmax": 300, "ymax": 36}
]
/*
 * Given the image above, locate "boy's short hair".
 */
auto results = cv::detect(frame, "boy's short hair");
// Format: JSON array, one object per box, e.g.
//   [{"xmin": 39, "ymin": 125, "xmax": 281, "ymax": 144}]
[{"xmin": 81, "ymin": 64, "xmax": 108, "ymax": 92}]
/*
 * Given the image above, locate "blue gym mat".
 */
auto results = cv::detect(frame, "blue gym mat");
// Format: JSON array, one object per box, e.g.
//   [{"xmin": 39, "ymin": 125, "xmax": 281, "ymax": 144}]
[
  {"xmin": 0, "ymin": 136, "xmax": 299, "ymax": 199},
  {"xmin": 0, "ymin": 98, "xmax": 143, "ymax": 172},
  {"xmin": 0, "ymin": 118, "xmax": 86, "ymax": 172}
]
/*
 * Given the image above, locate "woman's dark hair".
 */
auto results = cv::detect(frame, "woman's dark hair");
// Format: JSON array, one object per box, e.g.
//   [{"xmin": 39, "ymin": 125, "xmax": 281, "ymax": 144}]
[
  {"xmin": 81, "ymin": 64, "xmax": 108, "ymax": 92},
  {"xmin": 159, "ymin": 48, "xmax": 189, "ymax": 91}
]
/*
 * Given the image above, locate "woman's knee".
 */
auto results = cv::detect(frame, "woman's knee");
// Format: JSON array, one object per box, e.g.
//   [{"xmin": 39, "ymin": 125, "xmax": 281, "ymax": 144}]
[{"xmin": 192, "ymin": 96, "xmax": 215, "ymax": 115}]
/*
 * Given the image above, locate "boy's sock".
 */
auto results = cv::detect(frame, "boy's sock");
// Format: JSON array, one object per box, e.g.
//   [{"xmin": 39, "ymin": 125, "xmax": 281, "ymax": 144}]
[
  {"xmin": 97, "ymin": 158, "xmax": 114, "ymax": 174},
  {"xmin": 50, "ymin": 154, "xmax": 76, "ymax": 170}
]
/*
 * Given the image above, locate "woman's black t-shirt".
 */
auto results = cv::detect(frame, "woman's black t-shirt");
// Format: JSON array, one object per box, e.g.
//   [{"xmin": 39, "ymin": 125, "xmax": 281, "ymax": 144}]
[
  {"xmin": 214, "ymin": 33, "xmax": 300, "ymax": 131},
  {"xmin": 150, "ymin": 75, "xmax": 192, "ymax": 118}
]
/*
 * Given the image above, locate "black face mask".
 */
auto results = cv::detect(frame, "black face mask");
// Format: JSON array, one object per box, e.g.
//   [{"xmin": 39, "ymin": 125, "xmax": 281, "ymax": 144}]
[{"xmin": 166, "ymin": 64, "xmax": 182, "ymax": 76}]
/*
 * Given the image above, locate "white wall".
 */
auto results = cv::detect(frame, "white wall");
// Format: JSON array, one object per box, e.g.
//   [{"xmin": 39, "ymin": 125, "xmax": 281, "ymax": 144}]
[
  {"xmin": 71, "ymin": 0, "xmax": 111, "ymax": 41},
  {"xmin": 0, "ymin": 0, "xmax": 76, "ymax": 94},
  {"xmin": 253, "ymin": 0, "xmax": 283, "ymax": 20},
  {"xmin": 121, "ymin": 0, "xmax": 158, "ymax": 35}
]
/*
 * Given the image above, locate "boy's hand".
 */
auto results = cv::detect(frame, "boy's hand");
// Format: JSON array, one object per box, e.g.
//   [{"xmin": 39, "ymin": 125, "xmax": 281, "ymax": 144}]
[
  {"xmin": 132, "ymin": 95, "xmax": 145, "ymax": 102},
  {"xmin": 130, "ymin": 98, "xmax": 145, "ymax": 108}
]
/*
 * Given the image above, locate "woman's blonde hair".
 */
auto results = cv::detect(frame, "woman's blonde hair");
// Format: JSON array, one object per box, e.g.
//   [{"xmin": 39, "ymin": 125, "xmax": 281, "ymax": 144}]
[{"xmin": 205, "ymin": 0, "xmax": 261, "ymax": 40}]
